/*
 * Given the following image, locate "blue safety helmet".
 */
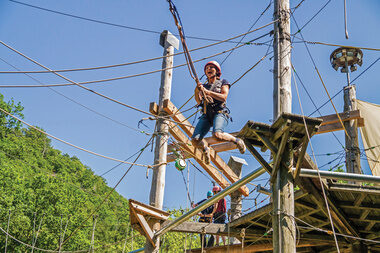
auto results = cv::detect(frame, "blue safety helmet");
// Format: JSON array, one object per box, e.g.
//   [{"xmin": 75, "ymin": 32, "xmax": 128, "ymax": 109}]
[{"xmin": 207, "ymin": 191, "xmax": 213, "ymax": 197}]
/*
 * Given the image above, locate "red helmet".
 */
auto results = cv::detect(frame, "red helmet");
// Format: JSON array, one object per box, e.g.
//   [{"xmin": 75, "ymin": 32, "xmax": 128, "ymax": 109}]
[
  {"xmin": 212, "ymin": 186, "xmax": 222, "ymax": 192},
  {"xmin": 204, "ymin": 61, "xmax": 221, "ymax": 77}
]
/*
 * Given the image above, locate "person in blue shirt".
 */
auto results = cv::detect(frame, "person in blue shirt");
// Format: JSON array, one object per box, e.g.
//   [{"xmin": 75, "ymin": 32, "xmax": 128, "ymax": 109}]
[
  {"xmin": 192, "ymin": 190, "xmax": 215, "ymax": 248},
  {"xmin": 192, "ymin": 61, "xmax": 246, "ymax": 164}
]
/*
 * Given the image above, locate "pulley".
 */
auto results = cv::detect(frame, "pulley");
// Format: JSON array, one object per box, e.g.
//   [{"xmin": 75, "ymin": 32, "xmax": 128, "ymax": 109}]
[{"xmin": 175, "ymin": 158, "xmax": 186, "ymax": 171}]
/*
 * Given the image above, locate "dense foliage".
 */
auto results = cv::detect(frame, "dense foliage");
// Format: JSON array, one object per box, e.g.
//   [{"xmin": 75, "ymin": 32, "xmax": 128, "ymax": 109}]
[{"xmin": 0, "ymin": 94, "xmax": 200, "ymax": 252}]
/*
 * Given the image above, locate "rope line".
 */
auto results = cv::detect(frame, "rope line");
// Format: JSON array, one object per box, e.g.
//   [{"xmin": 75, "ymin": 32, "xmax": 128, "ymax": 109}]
[
  {"xmin": 0, "ymin": 24, "xmax": 273, "ymax": 75},
  {"xmin": 292, "ymin": 0, "xmax": 332, "ymax": 35},
  {"xmin": 292, "ymin": 67, "xmax": 341, "ymax": 252},
  {"xmin": 0, "ymin": 35, "xmax": 272, "ymax": 88},
  {"xmin": 0, "ymin": 106, "xmax": 160, "ymax": 168},
  {"xmin": 0, "ymin": 223, "xmax": 136, "ymax": 253},
  {"xmin": 290, "ymin": 15, "xmax": 350, "ymax": 140},
  {"xmin": 219, "ymin": 0, "xmax": 273, "ymax": 66},
  {"xmin": 292, "ymin": 64, "xmax": 344, "ymax": 148},
  {"xmin": 58, "ymin": 136, "xmax": 153, "ymax": 249},
  {"xmin": 0, "ymin": 57, "xmax": 149, "ymax": 136},
  {"xmin": 308, "ymin": 56, "xmax": 380, "ymax": 117},
  {"xmin": 9, "ymin": 0, "xmax": 269, "ymax": 45},
  {"xmin": 230, "ymin": 39, "xmax": 273, "ymax": 86}
]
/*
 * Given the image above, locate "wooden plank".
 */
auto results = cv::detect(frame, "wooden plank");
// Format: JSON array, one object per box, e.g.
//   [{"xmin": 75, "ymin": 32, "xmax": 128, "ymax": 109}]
[
  {"xmin": 353, "ymin": 193, "xmax": 366, "ymax": 206},
  {"xmin": 245, "ymin": 140, "xmax": 273, "ymax": 174},
  {"xmin": 254, "ymin": 132, "xmax": 278, "ymax": 154},
  {"xmin": 186, "ymin": 241, "xmax": 331, "ymax": 253},
  {"xmin": 151, "ymin": 101, "xmax": 249, "ymax": 196},
  {"xmin": 135, "ymin": 213, "xmax": 155, "ymax": 246},
  {"xmin": 230, "ymin": 190, "xmax": 307, "ymax": 227},
  {"xmin": 293, "ymin": 135, "xmax": 309, "ymax": 179},
  {"xmin": 129, "ymin": 199, "xmax": 170, "ymax": 220},
  {"xmin": 271, "ymin": 119, "xmax": 291, "ymax": 142},
  {"xmin": 318, "ymin": 110, "xmax": 360, "ymax": 126},
  {"xmin": 162, "ymin": 99, "xmax": 194, "ymax": 137},
  {"xmin": 272, "ymin": 130, "xmax": 289, "ymax": 181},
  {"xmin": 328, "ymin": 184, "xmax": 380, "ymax": 195},
  {"xmin": 161, "ymin": 221, "xmax": 266, "ymax": 237},
  {"xmin": 168, "ymin": 121, "xmax": 249, "ymax": 196},
  {"xmin": 166, "ymin": 121, "xmax": 230, "ymax": 189},
  {"xmin": 167, "ymin": 142, "xmax": 237, "ymax": 162},
  {"xmin": 296, "ymin": 177, "xmax": 360, "ymax": 240},
  {"xmin": 316, "ymin": 117, "xmax": 364, "ymax": 135},
  {"xmin": 203, "ymin": 132, "xmax": 239, "ymax": 146}
]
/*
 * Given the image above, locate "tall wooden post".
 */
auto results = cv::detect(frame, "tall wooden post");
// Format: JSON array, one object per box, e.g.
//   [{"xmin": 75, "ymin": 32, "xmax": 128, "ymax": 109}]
[
  {"xmin": 145, "ymin": 30, "xmax": 179, "ymax": 253},
  {"xmin": 272, "ymin": 0, "xmax": 296, "ymax": 252},
  {"xmin": 344, "ymin": 85, "xmax": 361, "ymax": 175},
  {"xmin": 228, "ymin": 156, "xmax": 247, "ymax": 244}
]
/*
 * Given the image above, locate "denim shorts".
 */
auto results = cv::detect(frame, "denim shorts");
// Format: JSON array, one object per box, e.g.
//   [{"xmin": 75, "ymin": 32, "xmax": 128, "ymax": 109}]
[{"xmin": 191, "ymin": 113, "xmax": 228, "ymax": 140}]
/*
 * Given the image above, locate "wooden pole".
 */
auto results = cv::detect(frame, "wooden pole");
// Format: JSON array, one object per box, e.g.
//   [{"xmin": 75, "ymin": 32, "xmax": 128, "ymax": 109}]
[
  {"xmin": 344, "ymin": 85, "xmax": 361, "ymax": 175},
  {"xmin": 145, "ymin": 30, "xmax": 179, "ymax": 253},
  {"xmin": 272, "ymin": 0, "xmax": 296, "ymax": 252},
  {"xmin": 228, "ymin": 156, "xmax": 247, "ymax": 245}
]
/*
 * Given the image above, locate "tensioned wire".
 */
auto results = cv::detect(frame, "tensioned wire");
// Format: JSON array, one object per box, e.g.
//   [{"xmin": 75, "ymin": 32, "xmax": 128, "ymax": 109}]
[
  {"xmin": 0, "ymin": 106, "xmax": 160, "ymax": 168},
  {"xmin": 0, "ymin": 34, "xmax": 272, "ymax": 88},
  {"xmin": 0, "ymin": 20, "xmax": 275, "ymax": 75},
  {"xmin": 0, "ymin": 223, "xmax": 141, "ymax": 253},
  {"xmin": 9, "ymin": 0, "xmax": 268, "ymax": 45},
  {"xmin": 58, "ymin": 135, "xmax": 154, "ymax": 249},
  {"xmin": 292, "ymin": 69, "xmax": 341, "ymax": 252},
  {"xmin": 308, "ymin": 56, "xmax": 380, "ymax": 117},
  {"xmin": 0, "ymin": 56, "xmax": 150, "ymax": 136}
]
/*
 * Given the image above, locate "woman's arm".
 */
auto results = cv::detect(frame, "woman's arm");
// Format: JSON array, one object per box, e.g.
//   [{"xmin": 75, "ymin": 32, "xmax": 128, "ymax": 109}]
[{"xmin": 201, "ymin": 85, "xmax": 229, "ymax": 102}]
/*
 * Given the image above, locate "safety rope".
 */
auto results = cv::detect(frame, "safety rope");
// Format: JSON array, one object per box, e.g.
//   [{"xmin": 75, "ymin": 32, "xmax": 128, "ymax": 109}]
[
  {"xmin": 0, "ymin": 106, "xmax": 160, "ymax": 168},
  {"xmin": 292, "ymin": 68, "xmax": 341, "ymax": 252},
  {"xmin": 167, "ymin": 0, "xmax": 209, "ymax": 114},
  {"xmin": 58, "ymin": 135, "xmax": 154, "ymax": 249}
]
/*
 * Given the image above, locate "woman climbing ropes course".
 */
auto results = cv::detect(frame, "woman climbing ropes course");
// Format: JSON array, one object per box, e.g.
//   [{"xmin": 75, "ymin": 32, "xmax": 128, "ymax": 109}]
[{"xmin": 191, "ymin": 61, "xmax": 246, "ymax": 164}]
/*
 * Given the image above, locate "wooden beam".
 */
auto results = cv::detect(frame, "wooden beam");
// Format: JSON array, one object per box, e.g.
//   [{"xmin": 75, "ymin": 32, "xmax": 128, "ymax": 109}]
[
  {"xmin": 318, "ymin": 110, "xmax": 360, "ymax": 126},
  {"xmin": 254, "ymin": 132, "xmax": 278, "ymax": 154},
  {"xmin": 151, "ymin": 102, "xmax": 249, "ymax": 196},
  {"xmin": 271, "ymin": 130, "xmax": 289, "ymax": 181},
  {"xmin": 129, "ymin": 200, "xmax": 170, "ymax": 220},
  {"xmin": 271, "ymin": 119, "xmax": 291, "ymax": 142},
  {"xmin": 337, "ymin": 201, "xmax": 380, "ymax": 212},
  {"xmin": 134, "ymin": 212, "xmax": 155, "ymax": 247},
  {"xmin": 245, "ymin": 140, "xmax": 273, "ymax": 174},
  {"xmin": 327, "ymin": 184, "xmax": 380, "ymax": 195},
  {"xmin": 161, "ymin": 221, "xmax": 266, "ymax": 237},
  {"xmin": 359, "ymin": 210, "xmax": 371, "ymax": 221},
  {"xmin": 203, "ymin": 132, "xmax": 239, "ymax": 146},
  {"xmin": 167, "ymin": 142, "xmax": 237, "ymax": 162},
  {"xmin": 294, "ymin": 135, "xmax": 310, "ymax": 179},
  {"xmin": 230, "ymin": 190, "xmax": 307, "ymax": 227},
  {"xmin": 297, "ymin": 208, "xmax": 321, "ymax": 219},
  {"xmin": 166, "ymin": 121, "xmax": 230, "ymax": 189},
  {"xmin": 162, "ymin": 99, "xmax": 194, "ymax": 137},
  {"xmin": 186, "ymin": 241, "xmax": 331, "ymax": 253},
  {"xmin": 296, "ymin": 177, "xmax": 360, "ymax": 240},
  {"xmin": 296, "ymin": 200, "xmax": 316, "ymax": 210},
  {"xmin": 316, "ymin": 118, "xmax": 364, "ymax": 135}
]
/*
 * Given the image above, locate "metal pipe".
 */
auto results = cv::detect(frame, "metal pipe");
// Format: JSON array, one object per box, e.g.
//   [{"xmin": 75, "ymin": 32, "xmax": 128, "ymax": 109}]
[
  {"xmin": 129, "ymin": 248, "xmax": 144, "ymax": 253},
  {"xmin": 155, "ymin": 166, "xmax": 266, "ymax": 237},
  {"xmin": 298, "ymin": 168, "xmax": 380, "ymax": 184}
]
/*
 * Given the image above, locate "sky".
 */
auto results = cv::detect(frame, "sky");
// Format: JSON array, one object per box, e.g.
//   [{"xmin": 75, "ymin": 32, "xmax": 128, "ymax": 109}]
[{"xmin": 0, "ymin": 0, "xmax": 379, "ymax": 214}]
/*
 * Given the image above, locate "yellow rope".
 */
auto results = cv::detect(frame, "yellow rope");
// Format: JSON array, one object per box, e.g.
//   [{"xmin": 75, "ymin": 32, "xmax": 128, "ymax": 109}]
[{"xmin": 314, "ymin": 67, "xmax": 350, "ymax": 139}]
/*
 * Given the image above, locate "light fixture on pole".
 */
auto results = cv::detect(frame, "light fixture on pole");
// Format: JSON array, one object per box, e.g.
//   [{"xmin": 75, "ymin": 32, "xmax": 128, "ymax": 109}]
[{"xmin": 330, "ymin": 47, "xmax": 363, "ymax": 86}]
